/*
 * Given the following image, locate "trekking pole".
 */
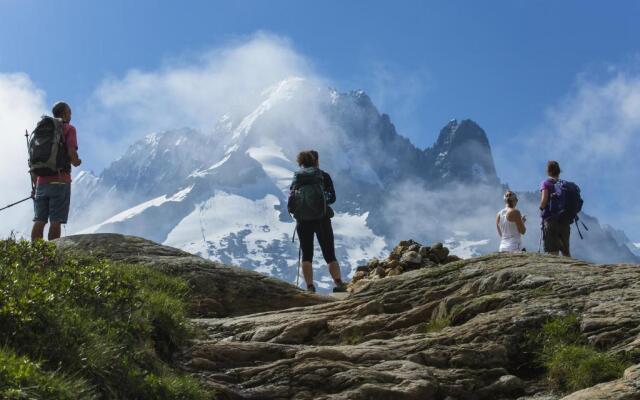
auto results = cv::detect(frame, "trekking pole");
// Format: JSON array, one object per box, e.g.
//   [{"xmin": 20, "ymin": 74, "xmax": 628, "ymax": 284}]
[
  {"xmin": 0, "ymin": 196, "xmax": 33, "ymax": 212},
  {"xmin": 538, "ymin": 222, "xmax": 543, "ymax": 253},
  {"xmin": 25, "ymin": 129, "xmax": 35, "ymax": 198},
  {"xmin": 296, "ymin": 247, "xmax": 301, "ymax": 288},
  {"xmin": 574, "ymin": 215, "xmax": 589, "ymax": 240},
  {"xmin": 291, "ymin": 222, "xmax": 301, "ymax": 288},
  {"xmin": 0, "ymin": 130, "xmax": 36, "ymax": 212}
]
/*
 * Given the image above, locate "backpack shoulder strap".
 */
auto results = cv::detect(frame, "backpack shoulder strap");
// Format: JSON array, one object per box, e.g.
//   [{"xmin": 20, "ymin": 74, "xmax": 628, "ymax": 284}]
[{"xmin": 54, "ymin": 119, "xmax": 66, "ymax": 143}]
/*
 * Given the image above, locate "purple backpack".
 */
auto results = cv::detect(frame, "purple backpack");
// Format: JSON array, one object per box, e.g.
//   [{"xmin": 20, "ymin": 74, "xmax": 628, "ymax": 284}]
[{"xmin": 548, "ymin": 180, "xmax": 584, "ymax": 224}]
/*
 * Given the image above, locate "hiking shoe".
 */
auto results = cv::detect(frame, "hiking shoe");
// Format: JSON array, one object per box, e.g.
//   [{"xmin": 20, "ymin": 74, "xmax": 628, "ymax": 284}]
[
  {"xmin": 332, "ymin": 282, "xmax": 347, "ymax": 293},
  {"xmin": 307, "ymin": 284, "xmax": 316, "ymax": 293}
]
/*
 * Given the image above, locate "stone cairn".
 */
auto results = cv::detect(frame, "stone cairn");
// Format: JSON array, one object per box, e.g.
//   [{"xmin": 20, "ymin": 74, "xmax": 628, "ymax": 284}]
[{"xmin": 348, "ymin": 240, "xmax": 462, "ymax": 292}]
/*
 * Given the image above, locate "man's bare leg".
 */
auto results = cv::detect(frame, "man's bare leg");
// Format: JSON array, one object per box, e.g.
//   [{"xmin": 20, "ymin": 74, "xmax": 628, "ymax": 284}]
[
  {"xmin": 48, "ymin": 222, "xmax": 62, "ymax": 240},
  {"xmin": 31, "ymin": 221, "xmax": 46, "ymax": 241}
]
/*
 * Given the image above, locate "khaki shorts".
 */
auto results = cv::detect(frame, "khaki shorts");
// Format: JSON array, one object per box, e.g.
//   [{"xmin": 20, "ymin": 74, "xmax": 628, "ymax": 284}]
[{"xmin": 543, "ymin": 219, "xmax": 570, "ymax": 253}]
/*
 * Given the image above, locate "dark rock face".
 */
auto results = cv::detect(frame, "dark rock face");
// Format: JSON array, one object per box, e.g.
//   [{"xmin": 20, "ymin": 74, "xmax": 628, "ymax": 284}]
[
  {"xmin": 184, "ymin": 252, "xmax": 640, "ymax": 399},
  {"xmin": 55, "ymin": 233, "xmax": 330, "ymax": 317},
  {"xmin": 424, "ymin": 119, "xmax": 499, "ymax": 186}
]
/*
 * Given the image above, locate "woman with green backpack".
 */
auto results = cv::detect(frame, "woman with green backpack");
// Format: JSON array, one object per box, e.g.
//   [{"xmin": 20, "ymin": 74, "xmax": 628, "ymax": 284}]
[{"xmin": 288, "ymin": 150, "xmax": 346, "ymax": 293}]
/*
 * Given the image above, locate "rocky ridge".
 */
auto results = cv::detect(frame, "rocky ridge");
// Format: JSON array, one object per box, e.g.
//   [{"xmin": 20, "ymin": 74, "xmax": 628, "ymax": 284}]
[{"xmin": 56, "ymin": 234, "xmax": 640, "ymax": 399}]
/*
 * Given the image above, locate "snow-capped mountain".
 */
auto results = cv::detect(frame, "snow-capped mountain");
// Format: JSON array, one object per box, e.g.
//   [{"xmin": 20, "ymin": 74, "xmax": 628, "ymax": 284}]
[
  {"xmin": 603, "ymin": 225, "xmax": 640, "ymax": 258},
  {"xmin": 70, "ymin": 77, "xmax": 639, "ymax": 289}
]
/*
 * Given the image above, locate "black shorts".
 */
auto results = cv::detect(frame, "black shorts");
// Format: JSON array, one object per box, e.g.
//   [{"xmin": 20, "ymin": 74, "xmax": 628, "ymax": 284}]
[
  {"xmin": 543, "ymin": 219, "xmax": 571, "ymax": 253},
  {"xmin": 296, "ymin": 218, "xmax": 337, "ymax": 264}
]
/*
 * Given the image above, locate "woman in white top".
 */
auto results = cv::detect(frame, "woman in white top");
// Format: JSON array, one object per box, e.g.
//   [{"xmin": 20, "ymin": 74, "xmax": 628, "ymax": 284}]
[{"xmin": 496, "ymin": 191, "xmax": 526, "ymax": 252}]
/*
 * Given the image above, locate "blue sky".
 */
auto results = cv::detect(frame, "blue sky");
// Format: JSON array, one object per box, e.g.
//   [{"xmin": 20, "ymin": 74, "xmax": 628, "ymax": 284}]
[{"xmin": 1, "ymin": 0, "xmax": 640, "ymax": 239}]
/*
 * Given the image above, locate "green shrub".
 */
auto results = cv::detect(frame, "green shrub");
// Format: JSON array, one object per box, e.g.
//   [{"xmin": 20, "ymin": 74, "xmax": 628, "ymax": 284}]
[
  {"xmin": 0, "ymin": 238, "xmax": 212, "ymax": 399},
  {"xmin": 539, "ymin": 314, "xmax": 581, "ymax": 352},
  {"xmin": 531, "ymin": 315, "xmax": 632, "ymax": 392},
  {"xmin": 546, "ymin": 344, "xmax": 628, "ymax": 392}
]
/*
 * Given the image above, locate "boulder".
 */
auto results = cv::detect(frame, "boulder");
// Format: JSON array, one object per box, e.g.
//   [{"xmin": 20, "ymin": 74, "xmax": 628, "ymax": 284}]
[
  {"xmin": 55, "ymin": 233, "xmax": 331, "ymax": 318},
  {"xmin": 400, "ymin": 251, "xmax": 422, "ymax": 266},
  {"xmin": 419, "ymin": 246, "xmax": 431, "ymax": 258},
  {"xmin": 352, "ymin": 271, "xmax": 367, "ymax": 283},
  {"xmin": 386, "ymin": 268, "xmax": 401, "ymax": 277},
  {"xmin": 407, "ymin": 243, "xmax": 421, "ymax": 252},
  {"xmin": 355, "ymin": 265, "xmax": 369, "ymax": 273}
]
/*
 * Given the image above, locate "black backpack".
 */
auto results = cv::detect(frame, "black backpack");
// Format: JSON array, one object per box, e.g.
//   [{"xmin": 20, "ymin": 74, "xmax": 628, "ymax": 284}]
[
  {"xmin": 288, "ymin": 168, "xmax": 327, "ymax": 221},
  {"xmin": 28, "ymin": 116, "xmax": 70, "ymax": 177}
]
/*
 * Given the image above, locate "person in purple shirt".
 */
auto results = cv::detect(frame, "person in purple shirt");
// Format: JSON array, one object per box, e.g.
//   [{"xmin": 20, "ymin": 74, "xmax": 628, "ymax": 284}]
[{"xmin": 539, "ymin": 160, "xmax": 571, "ymax": 257}]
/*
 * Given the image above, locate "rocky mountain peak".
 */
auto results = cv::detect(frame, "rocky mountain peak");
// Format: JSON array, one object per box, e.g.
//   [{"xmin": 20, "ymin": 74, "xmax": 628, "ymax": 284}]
[
  {"xmin": 426, "ymin": 118, "xmax": 499, "ymax": 185},
  {"xmin": 435, "ymin": 118, "xmax": 491, "ymax": 150},
  {"xmin": 100, "ymin": 128, "xmax": 216, "ymax": 199}
]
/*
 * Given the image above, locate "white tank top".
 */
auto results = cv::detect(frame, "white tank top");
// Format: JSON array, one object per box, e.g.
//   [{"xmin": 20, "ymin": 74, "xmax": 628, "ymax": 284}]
[{"xmin": 498, "ymin": 207, "xmax": 522, "ymax": 253}]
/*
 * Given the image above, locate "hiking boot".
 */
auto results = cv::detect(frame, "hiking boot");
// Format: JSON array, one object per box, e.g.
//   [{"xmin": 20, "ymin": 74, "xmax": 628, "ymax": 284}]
[
  {"xmin": 307, "ymin": 284, "xmax": 316, "ymax": 293},
  {"xmin": 332, "ymin": 282, "xmax": 347, "ymax": 293}
]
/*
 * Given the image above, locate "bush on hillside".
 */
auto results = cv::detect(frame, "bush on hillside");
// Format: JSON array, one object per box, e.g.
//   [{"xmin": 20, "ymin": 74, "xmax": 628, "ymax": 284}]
[
  {"xmin": 531, "ymin": 314, "xmax": 631, "ymax": 392},
  {"xmin": 0, "ymin": 238, "xmax": 212, "ymax": 399}
]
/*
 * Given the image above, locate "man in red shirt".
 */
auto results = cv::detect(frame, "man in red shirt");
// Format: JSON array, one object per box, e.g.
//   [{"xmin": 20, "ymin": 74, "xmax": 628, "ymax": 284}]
[{"xmin": 31, "ymin": 102, "xmax": 82, "ymax": 241}]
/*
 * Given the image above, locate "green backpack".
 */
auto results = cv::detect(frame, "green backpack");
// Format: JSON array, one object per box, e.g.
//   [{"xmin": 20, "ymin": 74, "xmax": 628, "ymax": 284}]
[{"xmin": 289, "ymin": 167, "xmax": 327, "ymax": 221}]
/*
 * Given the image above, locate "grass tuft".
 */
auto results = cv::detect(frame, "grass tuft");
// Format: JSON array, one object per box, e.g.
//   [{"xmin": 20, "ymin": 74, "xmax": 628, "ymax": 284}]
[
  {"xmin": 546, "ymin": 344, "xmax": 628, "ymax": 392},
  {"xmin": 531, "ymin": 314, "xmax": 631, "ymax": 392},
  {"xmin": 0, "ymin": 237, "xmax": 212, "ymax": 399},
  {"xmin": 0, "ymin": 347, "xmax": 96, "ymax": 400},
  {"xmin": 425, "ymin": 314, "xmax": 452, "ymax": 333}
]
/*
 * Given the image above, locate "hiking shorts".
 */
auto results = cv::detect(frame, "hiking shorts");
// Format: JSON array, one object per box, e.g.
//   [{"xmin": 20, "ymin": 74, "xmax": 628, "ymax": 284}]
[
  {"xmin": 296, "ymin": 218, "xmax": 337, "ymax": 264},
  {"xmin": 543, "ymin": 219, "xmax": 570, "ymax": 254},
  {"xmin": 33, "ymin": 182, "xmax": 71, "ymax": 224}
]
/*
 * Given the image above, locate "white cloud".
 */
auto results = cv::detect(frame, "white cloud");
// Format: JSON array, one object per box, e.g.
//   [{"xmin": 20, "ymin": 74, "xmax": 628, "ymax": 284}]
[
  {"xmin": 498, "ymin": 67, "xmax": 640, "ymax": 239},
  {"xmin": 0, "ymin": 73, "xmax": 47, "ymax": 237},
  {"xmin": 83, "ymin": 33, "xmax": 318, "ymax": 167},
  {"xmin": 381, "ymin": 181, "xmax": 503, "ymax": 252},
  {"xmin": 362, "ymin": 62, "xmax": 431, "ymax": 144},
  {"xmin": 83, "ymin": 33, "xmax": 395, "ymax": 183},
  {"xmin": 543, "ymin": 72, "xmax": 640, "ymax": 162}
]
